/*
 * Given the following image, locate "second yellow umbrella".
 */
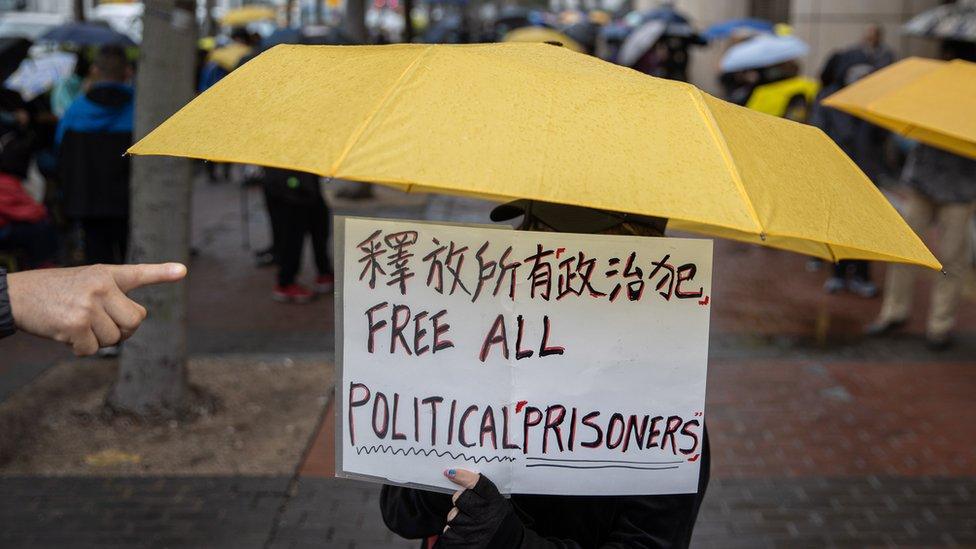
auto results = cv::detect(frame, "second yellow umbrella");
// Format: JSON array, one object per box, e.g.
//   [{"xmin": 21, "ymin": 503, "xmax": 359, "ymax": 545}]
[
  {"xmin": 822, "ymin": 57, "xmax": 976, "ymax": 160},
  {"xmin": 220, "ymin": 5, "xmax": 276, "ymax": 27},
  {"xmin": 129, "ymin": 43, "xmax": 939, "ymax": 269}
]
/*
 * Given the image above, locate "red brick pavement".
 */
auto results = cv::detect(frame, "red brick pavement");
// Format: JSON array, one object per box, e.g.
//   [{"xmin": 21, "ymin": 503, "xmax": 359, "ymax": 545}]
[
  {"xmin": 707, "ymin": 359, "xmax": 976, "ymax": 479},
  {"xmin": 709, "ymin": 243, "xmax": 975, "ymax": 339}
]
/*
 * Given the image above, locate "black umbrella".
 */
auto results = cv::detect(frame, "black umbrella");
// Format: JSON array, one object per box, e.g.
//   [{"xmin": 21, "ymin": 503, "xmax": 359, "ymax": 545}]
[
  {"xmin": 40, "ymin": 22, "xmax": 136, "ymax": 47},
  {"xmin": 0, "ymin": 37, "xmax": 31, "ymax": 83},
  {"xmin": 904, "ymin": 0, "xmax": 976, "ymax": 42}
]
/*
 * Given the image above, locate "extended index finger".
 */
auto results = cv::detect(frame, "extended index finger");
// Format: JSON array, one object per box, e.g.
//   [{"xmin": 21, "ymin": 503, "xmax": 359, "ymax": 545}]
[{"xmin": 110, "ymin": 263, "xmax": 187, "ymax": 293}]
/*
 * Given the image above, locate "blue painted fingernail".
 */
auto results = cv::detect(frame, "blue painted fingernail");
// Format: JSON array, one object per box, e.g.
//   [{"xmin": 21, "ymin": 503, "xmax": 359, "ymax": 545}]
[{"xmin": 447, "ymin": 469, "xmax": 456, "ymax": 477}]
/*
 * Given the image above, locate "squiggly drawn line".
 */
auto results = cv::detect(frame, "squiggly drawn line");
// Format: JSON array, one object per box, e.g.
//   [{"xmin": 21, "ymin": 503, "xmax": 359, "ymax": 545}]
[{"xmin": 355, "ymin": 445, "xmax": 516, "ymax": 464}]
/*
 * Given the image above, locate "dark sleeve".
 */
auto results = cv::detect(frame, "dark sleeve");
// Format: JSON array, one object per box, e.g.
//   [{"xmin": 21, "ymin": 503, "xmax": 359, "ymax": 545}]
[
  {"xmin": 380, "ymin": 485, "xmax": 454, "ymax": 540},
  {"xmin": 0, "ymin": 269, "xmax": 16, "ymax": 339},
  {"xmin": 518, "ymin": 493, "xmax": 700, "ymax": 549}
]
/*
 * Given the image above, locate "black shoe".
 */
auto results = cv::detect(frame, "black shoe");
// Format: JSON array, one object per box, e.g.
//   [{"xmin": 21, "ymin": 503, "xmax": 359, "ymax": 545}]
[
  {"xmin": 925, "ymin": 333, "xmax": 953, "ymax": 352},
  {"xmin": 864, "ymin": 318, "xmax": 906, "ymax": 337}
]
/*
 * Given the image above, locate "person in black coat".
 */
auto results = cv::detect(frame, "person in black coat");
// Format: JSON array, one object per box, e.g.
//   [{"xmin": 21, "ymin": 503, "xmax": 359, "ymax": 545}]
[
  {"xmin": 381, "ymin": 201, "xmax": 710, "ymax": 549},
  {"xmin": 56, "ymin": 45, "xmax": 133, "ymax": 265},
  {"xmin": 810, "ymin": 46, "xmax": 891, "ymax": 298}
]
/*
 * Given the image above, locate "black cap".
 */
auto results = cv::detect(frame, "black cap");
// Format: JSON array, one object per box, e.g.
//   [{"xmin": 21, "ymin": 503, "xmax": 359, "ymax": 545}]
[{"xmin": 490, "ymin": 199, "xmax": 667, "ymax": 235}]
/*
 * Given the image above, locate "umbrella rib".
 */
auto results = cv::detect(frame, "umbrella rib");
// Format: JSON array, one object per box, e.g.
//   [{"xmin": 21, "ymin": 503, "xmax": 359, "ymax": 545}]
[
  {"xmin": 327, "ymin": 45, "xmax": 433, "ymax": 176},
  {"xmin": 690, "ymin": 89, "xmax": 765, "ymax": 236}
]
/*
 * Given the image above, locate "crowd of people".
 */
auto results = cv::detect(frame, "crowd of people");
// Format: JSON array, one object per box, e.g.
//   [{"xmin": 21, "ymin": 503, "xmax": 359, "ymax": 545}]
[
  {"xmin": 0, "ymin": 31, "xmax": 337, "ymax": 309},
  {"xmin": 0, "ymin": 44, "xmax": 132, "ymax": 270}
]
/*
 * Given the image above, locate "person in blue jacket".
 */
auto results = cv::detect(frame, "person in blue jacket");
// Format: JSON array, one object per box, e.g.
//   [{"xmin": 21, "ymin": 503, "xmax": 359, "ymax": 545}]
[{"xmin": 56, "ymin": 45, "xmax": 134, "ymax": 266}]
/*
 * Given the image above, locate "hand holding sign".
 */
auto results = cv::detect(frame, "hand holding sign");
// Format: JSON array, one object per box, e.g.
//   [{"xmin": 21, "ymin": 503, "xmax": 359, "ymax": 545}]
[{"xmin": 439, "ymin": 469, "xmax": 520, "ymax": 548}]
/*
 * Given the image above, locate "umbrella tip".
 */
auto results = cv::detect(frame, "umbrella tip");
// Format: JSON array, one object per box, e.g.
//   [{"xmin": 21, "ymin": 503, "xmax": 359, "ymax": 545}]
[
  {"xmin": 759, "ymin": 232, "xmax": 767, "ymax": 241},
  {"xmin": 544, "ymin": 41, "xmax": 565, "ymax": 48},
  {"xmin": 941, "ymin": 269, "xmax": 947, "ymax": 277}
]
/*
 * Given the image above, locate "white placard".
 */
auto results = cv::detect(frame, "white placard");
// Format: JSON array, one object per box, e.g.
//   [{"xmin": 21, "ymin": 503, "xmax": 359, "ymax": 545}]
[{"xmin": 335, "ymin": 216, "xmax": 711, "ymax": 496}]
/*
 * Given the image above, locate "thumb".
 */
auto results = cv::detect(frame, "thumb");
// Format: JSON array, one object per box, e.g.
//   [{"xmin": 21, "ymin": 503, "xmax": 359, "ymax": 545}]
[
  {"xmin": 444, "ymin": 468, "xmax": 480, "ymax": 490},
  {"xmin": 110, "ymin": 263, "xmax": 187, "ymax": 293}
]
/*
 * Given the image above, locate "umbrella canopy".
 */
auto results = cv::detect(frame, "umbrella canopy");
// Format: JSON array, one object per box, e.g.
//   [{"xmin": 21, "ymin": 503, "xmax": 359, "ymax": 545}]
[
  {"xmin": 903, "ymin": 0, "xmax": 976, "ymax": 42},
  {"xmin": 4, "ymin": 51, "xmax": 76, "ymax": 101},
  {"xmin": 220, "ymin": 6, "xmax": 276, "ymax": 27},
  {"xmin": 822, "ymin": 57, "xmax": 976, "ymax": 160},
  {"xmin": 39, "ymin": 21, "xmax": 136, "ymax": 47},
  {"xmin": 209, "ymin": 42, "xmax": 253, "ymax": 71},
  {"xmin": 721, "ymin": 34, "xmax": 808, "ymax": 72},
  {"xmin": 503, "ymin": 27, "xmax": 584, "ymax": 53},
  {"xmin": 603, "ymin": 6, "xmax": 701, "ymax": 43},
  {"xmin": 703, "ymin": 18, "xmax": 774, "ymax": 42},
  {"xmin": 128, "ymin": 43, "xmax": 939, "ymax": 269},
  {"xmin": 617, "ymin": 20, "xmax": 667, "ymax": 67}
]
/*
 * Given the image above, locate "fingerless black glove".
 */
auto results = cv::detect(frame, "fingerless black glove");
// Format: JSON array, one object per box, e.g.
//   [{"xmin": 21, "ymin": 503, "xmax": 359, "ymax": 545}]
[{"xmin": 436, "ymin": 475, "xmax": 525, "ymax": 549}]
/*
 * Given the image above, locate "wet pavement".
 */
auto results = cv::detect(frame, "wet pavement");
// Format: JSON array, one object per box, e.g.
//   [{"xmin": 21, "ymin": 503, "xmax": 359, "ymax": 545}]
[{"xmin": 1, "ymin": 176, "xmax": 974, "ymax": 547}]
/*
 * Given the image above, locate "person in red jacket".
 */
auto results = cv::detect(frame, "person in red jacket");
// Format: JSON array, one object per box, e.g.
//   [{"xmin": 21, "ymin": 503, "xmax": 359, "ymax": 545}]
[{"xmin": 0, "ymin": 173, "xmax": 58, "ymax": 268}]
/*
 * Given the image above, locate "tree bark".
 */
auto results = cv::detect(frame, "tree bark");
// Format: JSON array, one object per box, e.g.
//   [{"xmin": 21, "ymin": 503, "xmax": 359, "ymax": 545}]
[
  {"xmin": 344, "ymin": 0, "xmax": 368, "ymax": 43},
  {"xmin": 108, "ymin": 0, "xmax": 198, "ymax": 419}
]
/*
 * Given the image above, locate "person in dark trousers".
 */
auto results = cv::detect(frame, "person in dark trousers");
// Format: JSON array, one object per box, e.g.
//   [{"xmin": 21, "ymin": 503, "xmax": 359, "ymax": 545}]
[
  {"xmin": 261, "ymin": 167, "xmax": 335, "ymax": 303},
  {"xmin": 56, "ymin": 45, "xmax": 134, "ymax": 266},
  {"xmin": 811, "ymin": 38, "xmax": 893, "ymax": 298},
  {"xmin": 381, "ymin": 200, "xmax": 710, "ymax": 548}
]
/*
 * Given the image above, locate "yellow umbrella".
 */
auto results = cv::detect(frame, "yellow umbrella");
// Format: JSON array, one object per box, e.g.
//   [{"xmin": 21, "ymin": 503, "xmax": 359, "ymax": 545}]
[
  {"xmin": 822, "ymin": 57, "xmax": 976, "ymax": 160},
  {"xmin": 129, "ymin": 43, "xmax": 939, "ymax": 270},
  {"xmin": 503, "ymin": 27, "xmax": 585, "ymax": 54},
  {"xmin": 220, "ymin": 5, "xmax": 276, "ymax": 27},
  {"xmin": 207, "ymin": 42, "xmax": 252, "ymax": 71}
]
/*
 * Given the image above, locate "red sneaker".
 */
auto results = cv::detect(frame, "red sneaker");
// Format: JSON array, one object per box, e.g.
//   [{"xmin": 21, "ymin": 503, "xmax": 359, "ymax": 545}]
[
  {"xmin": 313, "ymin": 274, "xmax": 335, "ymax": 294},
  {"xmin": 272, "ymin": 283, "xmax": 314, "ymax": 303}
]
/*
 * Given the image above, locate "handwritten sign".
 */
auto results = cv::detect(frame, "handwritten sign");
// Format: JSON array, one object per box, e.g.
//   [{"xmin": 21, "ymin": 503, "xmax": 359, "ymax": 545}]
[{"xmin": 335, "ymin": 216, "xmax": 712, "ymax": 495}]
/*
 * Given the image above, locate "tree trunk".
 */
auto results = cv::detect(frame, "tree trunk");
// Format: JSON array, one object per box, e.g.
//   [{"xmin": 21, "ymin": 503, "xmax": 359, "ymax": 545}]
[
  {"xmin": 344, "ymin": 0, "xmax": 367, "ymax": 43},
  {"xmin": 108, "ymin": 0, "xmax": 198, "ymax": 419},
  {"xmin": 74, "ymin": 0, "xmax": 86, "ymax": 21}
]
